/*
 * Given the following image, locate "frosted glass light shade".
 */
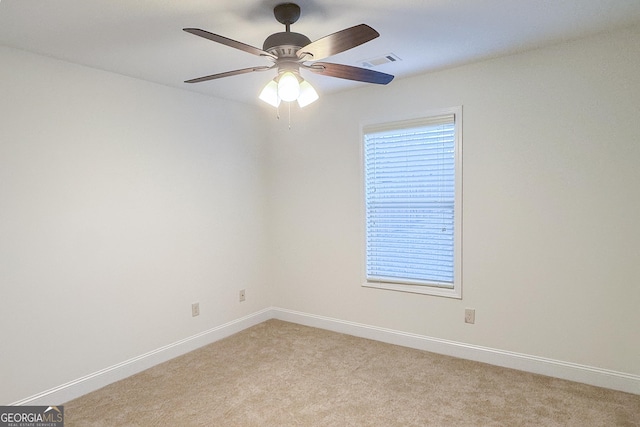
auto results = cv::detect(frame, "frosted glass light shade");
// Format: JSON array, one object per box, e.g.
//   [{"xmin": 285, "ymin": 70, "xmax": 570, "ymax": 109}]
[
  {"xmin": 278, "ymin": 72, "xmax": 300, "ymax": 102},
  {"xmin": 259, "ymin": 80, "xmax": 280, "ymax": 107},
  {"xmin": 297, "ymin": 80, "xmax": 319, "ymax": 107},
  {"xmin": 260, "ymin": 73, "xmax": 319, "ymax": 108}
]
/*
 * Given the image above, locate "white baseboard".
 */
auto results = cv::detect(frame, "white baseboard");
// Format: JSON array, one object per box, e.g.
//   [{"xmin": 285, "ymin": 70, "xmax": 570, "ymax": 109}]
[
  {"xmin": 271, "ymin": 307, "xmax": 640, "ymax": 395},
  {"xmin": 11, "ymin": 308, "xmax": 272, "ymax": 406},
  {"xmin": 12, "ymin": 306, "xmax": 638, "ymax": 405}
]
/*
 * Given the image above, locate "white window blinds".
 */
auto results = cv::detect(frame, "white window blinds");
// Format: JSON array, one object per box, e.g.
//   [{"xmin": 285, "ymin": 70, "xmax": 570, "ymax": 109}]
[{"xmin": 364, "ymin": 114, "xmax": 457, "ymax": 288}]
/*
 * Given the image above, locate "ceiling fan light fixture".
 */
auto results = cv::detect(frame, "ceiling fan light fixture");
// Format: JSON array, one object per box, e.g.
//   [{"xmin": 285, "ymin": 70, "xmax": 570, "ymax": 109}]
[
  {"xmin": 260, "ymin": 75, "xmax": 317, "ymax": 108},
  {"xmin": 259, "ymin": 80, "xmax": 281, "ymax": 107},
  {"xmin": 277, "ymin": 71, "xmax": 300, "ymax": 102},
  {"xmin": 297, "ymin": 80, "xmax": 319, "ymax": 108}
]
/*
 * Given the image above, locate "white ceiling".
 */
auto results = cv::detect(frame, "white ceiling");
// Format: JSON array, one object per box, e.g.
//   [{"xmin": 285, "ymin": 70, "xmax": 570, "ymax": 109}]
[{"xmin": 2, "ymin": 0, "xmax": 640, "ymax": 106}]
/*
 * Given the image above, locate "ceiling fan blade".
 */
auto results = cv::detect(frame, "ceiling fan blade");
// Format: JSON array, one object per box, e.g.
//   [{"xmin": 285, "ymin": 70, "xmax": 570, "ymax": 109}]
[
  {"xmin": 183, "ymin": 28, "xmax": 276, "ymax": 59},
  {"xmin": 297, "ymin": 24, "xmax": 379, "ymax": 61},
  {"xmin": 304, "ymin": 62, "xmax": 394, "ymax": 85},
  {"xmin": 185, "ymin": 65, "xmax": 273, "ymax": 84}
]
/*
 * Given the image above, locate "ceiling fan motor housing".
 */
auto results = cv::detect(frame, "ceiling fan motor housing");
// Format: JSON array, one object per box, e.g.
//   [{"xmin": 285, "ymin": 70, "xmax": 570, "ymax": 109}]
[{"xmin": 263, "ymin": 32, "xmax": 312, "ymax": 58}]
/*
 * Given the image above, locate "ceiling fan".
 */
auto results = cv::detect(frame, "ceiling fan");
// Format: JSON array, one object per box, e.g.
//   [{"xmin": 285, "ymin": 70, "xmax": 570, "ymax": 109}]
[{"xmin": 183, "ymin": 2, "xmax": 394, "ymax": 107}]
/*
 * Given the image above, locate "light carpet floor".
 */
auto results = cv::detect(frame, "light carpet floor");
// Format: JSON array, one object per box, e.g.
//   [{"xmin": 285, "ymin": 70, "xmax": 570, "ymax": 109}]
[{"xmin": 65, "ymin": 319, "xmax": 639, "ymax": 426}]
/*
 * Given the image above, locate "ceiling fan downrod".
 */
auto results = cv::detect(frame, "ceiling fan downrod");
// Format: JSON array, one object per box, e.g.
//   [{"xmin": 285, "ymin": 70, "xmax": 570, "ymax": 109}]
[{"xmin": 263, "ymin": 3, "xmax": 311, "ymax": 59}]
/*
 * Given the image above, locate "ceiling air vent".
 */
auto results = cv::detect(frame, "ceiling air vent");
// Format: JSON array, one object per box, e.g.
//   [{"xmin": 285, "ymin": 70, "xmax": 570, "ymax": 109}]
[{"xmin": 360, "ymin": 53, "xmax": 401, "ymax": 68}]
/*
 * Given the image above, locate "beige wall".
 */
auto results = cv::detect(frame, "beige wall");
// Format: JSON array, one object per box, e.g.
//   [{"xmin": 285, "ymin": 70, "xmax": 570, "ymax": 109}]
[
  {"xmin": 0, "ymin": 47, "xmax": 272, "ymax": 404},
  {"xmin": 266, "ymin": 25, "xmax": 640, "ymax": 375}
]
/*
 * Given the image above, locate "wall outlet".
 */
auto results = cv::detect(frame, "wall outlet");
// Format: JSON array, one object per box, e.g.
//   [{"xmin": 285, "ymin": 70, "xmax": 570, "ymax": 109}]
[
  {"xmin": 465, "ymin": 308, "xmax": 475, "ymax": 324},
  {"xmin": 192, "ymin": 302, "xmax": 200, "ymax": 317},
  {"xmin": 239, "ymin": 289, "xmax": 246, "ymax": 302}
]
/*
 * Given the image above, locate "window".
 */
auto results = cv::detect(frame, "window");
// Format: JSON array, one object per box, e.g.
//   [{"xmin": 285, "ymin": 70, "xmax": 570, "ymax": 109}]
[{"xmin": 362, "ymin": 107, "xmax": 462, "ymax": 298}]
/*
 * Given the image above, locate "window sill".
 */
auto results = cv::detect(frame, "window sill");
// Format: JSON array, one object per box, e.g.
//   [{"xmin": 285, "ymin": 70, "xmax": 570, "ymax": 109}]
[{"xmin": 363, "ymin": 280, "xmax": 461, "ymax": 299}]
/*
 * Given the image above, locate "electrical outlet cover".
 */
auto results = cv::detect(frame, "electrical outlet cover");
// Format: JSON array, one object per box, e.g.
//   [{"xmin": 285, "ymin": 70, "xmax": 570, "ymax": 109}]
[{"xmin": 465, "ymin": 308, "xmax": 475, "ymax": 324}]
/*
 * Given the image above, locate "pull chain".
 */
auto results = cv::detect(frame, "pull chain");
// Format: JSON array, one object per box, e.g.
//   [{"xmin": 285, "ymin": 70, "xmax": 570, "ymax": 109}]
[{"xmin": 274, "ymin": 102, "xmax": 292, "ymax": 129}]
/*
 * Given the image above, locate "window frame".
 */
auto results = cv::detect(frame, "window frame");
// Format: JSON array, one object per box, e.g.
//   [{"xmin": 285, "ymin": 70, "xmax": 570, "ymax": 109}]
[{"xmin": 361, "ymin": 106, "xmax": 463, "ymax": 299}]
